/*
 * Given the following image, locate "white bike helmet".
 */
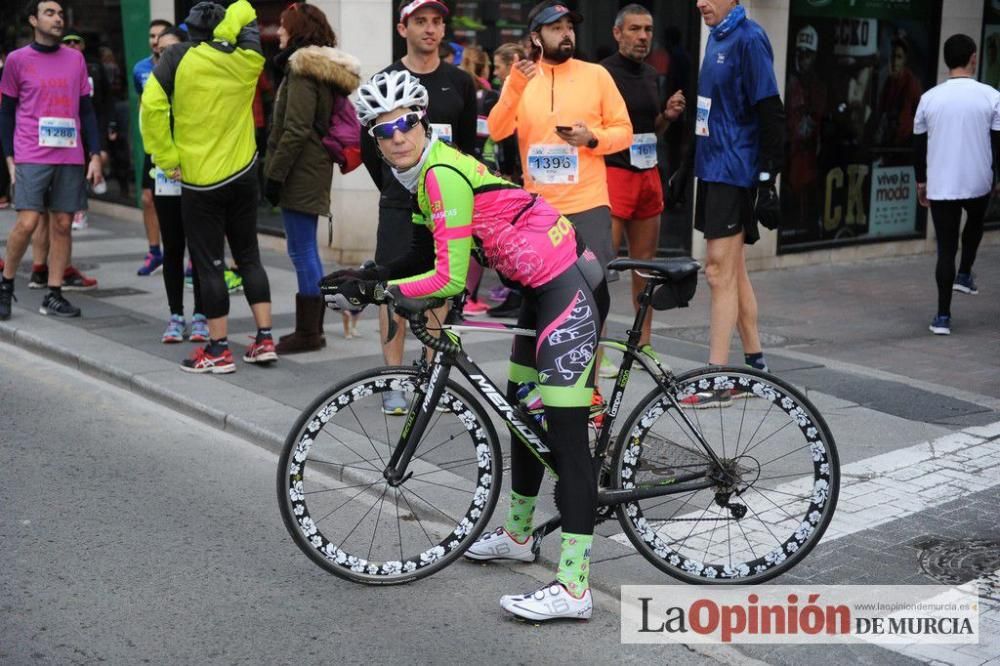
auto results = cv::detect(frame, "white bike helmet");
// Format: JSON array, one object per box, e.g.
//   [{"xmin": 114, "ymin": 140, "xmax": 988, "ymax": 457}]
[{"xmin": 355, "ymin": 70, "xmax": 429, "ymax": 126}]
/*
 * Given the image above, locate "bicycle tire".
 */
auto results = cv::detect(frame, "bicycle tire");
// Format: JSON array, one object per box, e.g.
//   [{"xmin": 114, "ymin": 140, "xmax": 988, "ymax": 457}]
[
  {"xmin": 277, "ymin": 366, "xmax": 503, "ymax": 585},
  {"xmin": 611, "ymin": 366, "xmax": 839, "ymax": 584}
]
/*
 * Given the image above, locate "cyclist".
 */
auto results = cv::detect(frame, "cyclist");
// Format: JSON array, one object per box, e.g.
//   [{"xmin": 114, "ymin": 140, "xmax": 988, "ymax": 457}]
[{"xmin": 323, "ymin": 70, "xmax": 609, "ymax": 621}]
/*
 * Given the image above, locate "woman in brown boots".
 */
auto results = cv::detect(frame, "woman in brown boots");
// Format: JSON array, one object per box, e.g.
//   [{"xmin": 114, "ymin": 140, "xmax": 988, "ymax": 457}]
[{"xmin": 264, "ymin": 3, "xmax": 360, "ymax": 353}]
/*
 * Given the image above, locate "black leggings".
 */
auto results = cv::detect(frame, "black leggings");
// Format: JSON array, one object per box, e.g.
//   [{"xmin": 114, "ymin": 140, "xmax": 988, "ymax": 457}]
[
  {"xmin": 180, "ymin": 166, "xmax": 271, "ymax": 320},
  {"xmin": 929, "ymin": 196, "xmax": 987, "ymax": 316},
  {"xmin": 506, "ymin": 252, "xmax": 610, "ymax": 535},
  {"xmin": 152, "ymin": 192, "xmax": 203, "ymax": 317}
]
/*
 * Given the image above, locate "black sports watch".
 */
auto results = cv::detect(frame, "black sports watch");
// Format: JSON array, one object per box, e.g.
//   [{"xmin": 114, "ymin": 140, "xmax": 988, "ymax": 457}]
[{"xmin": 586, "ymin": 135, "xmax": 599, "ymax": 150}]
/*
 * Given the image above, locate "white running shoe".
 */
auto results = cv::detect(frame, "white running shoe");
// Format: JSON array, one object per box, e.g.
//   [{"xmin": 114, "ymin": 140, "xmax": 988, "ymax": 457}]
[
  {"xmin": 463, "ymin": 527, "xmax": 536, "ymax": 562},
  {"xmin": 500, "ymin": 581, "xmax": 593, "ymax": 621}
]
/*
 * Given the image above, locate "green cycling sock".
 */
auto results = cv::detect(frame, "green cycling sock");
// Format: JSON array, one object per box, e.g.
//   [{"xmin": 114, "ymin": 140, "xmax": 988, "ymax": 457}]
[
  {"xmin": 556, "ymin": 532, "xmax": 593, "ymax": 598},
  {"xmin": 503, "ymin": 491, "xmax": 536, "ymax": 541}
]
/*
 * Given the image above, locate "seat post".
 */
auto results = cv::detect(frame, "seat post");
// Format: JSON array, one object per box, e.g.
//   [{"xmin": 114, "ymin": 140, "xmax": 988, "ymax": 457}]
[{"xmin": 626, "ymin": 280, "xmax": 657, "ymax": 349}]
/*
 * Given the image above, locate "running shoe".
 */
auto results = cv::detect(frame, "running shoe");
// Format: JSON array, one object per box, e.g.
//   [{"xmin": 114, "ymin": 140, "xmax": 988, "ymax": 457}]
[
  {"xmin": 953, "ymin": 273, "xmax": 979, "ymax": 295},
  {"xmin": 500, "ymin": 581, "xmax": 593, "ymax": 622},
  {"xmin": 39, "ymin": 291, "xmax": 81, "ymax": 318},
  {"xmin": 243, "ymin": 336, "xmax": 278, "ymax": 364},
  {"xmin": 71, "ymin": 211, "xmax": 89, "ymax": 230},
  {"xmin": 28, "ymin": 264, "xmax": 48, "ymax": 289},
  {"xmin": 381, "ymin": 390, "xmax": 408, "ymax": 415},
  {"xmin": 224, "ymin": 268, "xmax": 243, "ymax": 293},
  {"xmin": 463, "ymin": 298, "xmax": 490, "ymax": 316},
  {"xmin": 598, "ymin": 356, "xmax": 618, "ymax": 379},
  {"xmin": 637, "ymin": 344, "xmax": 669, "ymax": 374},
  {"xmin": 929, "ymin": 314, "xmax": 951, "ymax": 336},
  {"xmin": 180, "ymin": 346, "xmax": 236, "ymax": 374},
  {"xmin": 679, "ymin": 389, "xmax": 733, "ymax": 409},
  {"xmin": 161, "ymin": 315, "xmax": 186, "ymax": 343},
  {"xmin": 464, "ymin": 527, "xmax": 537, "ymax": 562},
  {"xmin": 0, "ymin": 281, "xmax": 15, "ymax": 320},
  {"xmin": 62, "ymin": 265, "xmax": 98, "ymax": 291},
  {"xmin": 189, "ymin": 314, "xmax": 209, "ymax": 342},
  {"xmin": 137, "ymin": 251, "xmax": 163, "ymax": 276},
  {"xmin": 590, "ymin": 387, "xmax": 606, "ymax": 430}
]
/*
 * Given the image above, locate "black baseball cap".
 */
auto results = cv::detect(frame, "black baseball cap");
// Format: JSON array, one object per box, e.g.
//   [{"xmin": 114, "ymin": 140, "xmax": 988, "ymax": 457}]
[{"xmin": 528, "ymin": 1, "xmax": 582, "ymax": 33}]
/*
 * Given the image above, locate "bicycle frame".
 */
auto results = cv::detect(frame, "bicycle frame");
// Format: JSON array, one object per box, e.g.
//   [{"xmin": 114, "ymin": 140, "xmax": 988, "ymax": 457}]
[{"xmin": 384, "ymin": 277, "xmax": 729, "ymax": 512}]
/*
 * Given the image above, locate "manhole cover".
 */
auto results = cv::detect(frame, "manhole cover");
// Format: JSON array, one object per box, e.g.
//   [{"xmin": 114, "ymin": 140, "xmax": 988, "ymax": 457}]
[
  {"xmin": 917, "ymin": 537, "xmax": 1000, "ymax": 600},
  {"xmin": 78, "ymin": 314, "xmax": 149, "ymax": 329},
  {"xmin": 86, "ymin": 287, "xmax": 149, "ymax": 298}
]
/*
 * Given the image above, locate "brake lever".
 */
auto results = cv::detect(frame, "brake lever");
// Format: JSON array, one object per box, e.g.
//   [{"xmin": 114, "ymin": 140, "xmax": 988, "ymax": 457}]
[{"xmin": 384, "ymin": 293, "xmax": 399, "ymax": 345}]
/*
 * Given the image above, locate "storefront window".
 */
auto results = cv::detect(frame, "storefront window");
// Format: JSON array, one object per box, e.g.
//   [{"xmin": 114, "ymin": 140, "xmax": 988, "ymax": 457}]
[
  {"xmin": 978, "ymin": 0, "xmax": 1000, "ymax": 229},
  {"xmin": 780, "ymin": 0, "xmax": 940, "ymax": 252}
]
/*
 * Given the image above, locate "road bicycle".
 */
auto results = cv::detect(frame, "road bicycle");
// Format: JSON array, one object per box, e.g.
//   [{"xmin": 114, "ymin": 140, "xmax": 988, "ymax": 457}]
[{"xmin": 277, "ymin": 257, "xmax": 840, "ymax": 585}]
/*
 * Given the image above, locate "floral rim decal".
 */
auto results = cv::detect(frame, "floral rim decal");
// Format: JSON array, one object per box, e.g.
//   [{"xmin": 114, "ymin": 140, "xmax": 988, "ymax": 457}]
[
  {"xmin": 618, "ymin": 373, "xmax": 832, "ymax": 580},
  {"xmin": 285, "ymin": 376, "xmax": 494, "ymax": 577}
]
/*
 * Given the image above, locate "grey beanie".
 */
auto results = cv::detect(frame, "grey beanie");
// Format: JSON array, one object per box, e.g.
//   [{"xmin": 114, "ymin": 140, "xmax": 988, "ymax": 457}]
[{"xmin": 184, "ymin": 2, "xmax": 226, "ymax": 41}]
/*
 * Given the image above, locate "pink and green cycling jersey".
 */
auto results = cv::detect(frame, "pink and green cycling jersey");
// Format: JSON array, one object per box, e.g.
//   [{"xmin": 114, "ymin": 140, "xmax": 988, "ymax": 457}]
[{"xmin": 391, "ymin": 140, "xmax": 579, "ymax": 299}]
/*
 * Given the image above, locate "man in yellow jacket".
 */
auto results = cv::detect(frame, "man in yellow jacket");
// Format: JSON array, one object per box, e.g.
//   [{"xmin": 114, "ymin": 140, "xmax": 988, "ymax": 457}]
[
  {"xmin": 487, "ymin": 0, "xmax": 632, "ymax": 277},
  {"xmin": 141, "ymin": 0, "xmax": 276, "ymax": 374}
]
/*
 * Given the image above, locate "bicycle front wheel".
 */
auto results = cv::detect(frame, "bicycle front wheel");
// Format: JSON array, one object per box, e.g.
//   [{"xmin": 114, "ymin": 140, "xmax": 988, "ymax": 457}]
[
  {"xmin": 612, "ymin": 366, "xmax": 839, "ymax": 584},
  {"xmin": 277, "ymin": 367, "xmax": 502, "ymax": 584}
]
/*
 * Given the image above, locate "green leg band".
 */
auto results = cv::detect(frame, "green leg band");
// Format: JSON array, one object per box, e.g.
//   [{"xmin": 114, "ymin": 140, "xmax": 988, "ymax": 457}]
[
  {"xmin": 508, "ymin": 361, "xmax": 538, "ymax": 386},
  {"xmin": 503, "ymin": 491, "xmax": 536, "ymax": 541},
  {"xmin": 556, "ymin": 532, "xmax": 593, "ymax": 597}
]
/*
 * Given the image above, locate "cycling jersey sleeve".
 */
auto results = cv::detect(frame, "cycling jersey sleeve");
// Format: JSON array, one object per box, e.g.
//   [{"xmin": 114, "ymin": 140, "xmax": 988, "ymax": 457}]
[{"xmin": 389, "ymin": 165, "xmax": 473, "ymax": 298}]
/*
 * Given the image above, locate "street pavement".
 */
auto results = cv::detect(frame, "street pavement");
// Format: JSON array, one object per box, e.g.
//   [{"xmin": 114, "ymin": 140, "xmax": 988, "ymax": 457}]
[{"xmin": 1, "ymin": 208, "xmax": 998, "ymax": 664}]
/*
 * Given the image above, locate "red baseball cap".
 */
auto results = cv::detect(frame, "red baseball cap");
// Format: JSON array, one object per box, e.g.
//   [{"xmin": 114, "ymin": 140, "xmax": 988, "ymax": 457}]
[{"xmin": 399, "ymin": 0, "xmax": 449, "ymax": 24}]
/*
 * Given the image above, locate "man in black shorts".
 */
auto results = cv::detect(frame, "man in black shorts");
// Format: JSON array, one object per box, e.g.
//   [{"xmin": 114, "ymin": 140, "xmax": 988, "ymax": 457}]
[
  {"xmin": 686, "ymin": 0, "xmax": 784, "ymax": 407},
  {"xmin": 0, "ymin": 0, "xmax": 103, "ymax": 320},
  {"xmin": 360, "ymin": 0, "xmax": 476, "ymax": 414}
]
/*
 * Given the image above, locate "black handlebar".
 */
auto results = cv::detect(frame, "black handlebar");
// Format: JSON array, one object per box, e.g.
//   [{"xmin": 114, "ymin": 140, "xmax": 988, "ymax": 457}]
[{"xmin": 386, "ymin": 293, "xmax": 461, "ymax": 355}]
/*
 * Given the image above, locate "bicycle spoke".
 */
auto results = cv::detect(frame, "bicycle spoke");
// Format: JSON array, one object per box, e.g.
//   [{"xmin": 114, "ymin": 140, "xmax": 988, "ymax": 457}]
[
  {"xmin": 396, "ymin": 484, "xmax": 437, "ymax": 548},
  {"xmin": 394, "ymin": 487, "xmax": 404, "ymax": 562},
  {"xmin": 746, "ymin": 485, "xmax": 800, "ymax": 522},
  {"xmin": 408, "ymin": 458, "xmax": 479, "ymax": 478},
  {"xmin": 740, "ymin": 498, "xmax": 786, "ymax": 550},
  {"xmin": 304, "ymin": 458, "xmax": 385, "ymax": 475},
  {"xmin": 338, "ymin": 483, "xmax": 390, "ymax": 551},
  {"xmin": 348, "ymin": 402, "xmax": 388, "ymax": 469},
  {"xmin": 367, "ymin": 484, "xmax": 391, "ymax": 562},
  {"xmin": 317, "ymin": 429, "xmax": 385, "ymax": 474},
  {"xmin": 407, "ymin": 475, "xmax": 475, "ymax": 493},
  {"xmin": 735, "ymin": 398, "xmax": 778, "ymax": 459},
  {"xmin": 304, "ymin": 479, "xmax": 390, "ymax": 495},
  {"xmin": 412, "ymin": 428, "xmax": 470, "ymax": 462},
  {"xmin": 399, "ymin": 484, "xmax": 464, "ymax": 527},
  {"xmin": 755, "ymin": 439, "xmax": 814, "ymax": 469},
  {"xmin": 701, "ymin": 503, "xmax": 725, "ymax": 563},
  {"xmin": 314, "ymin": 479, "xmax": 383, "ymax": 524}
]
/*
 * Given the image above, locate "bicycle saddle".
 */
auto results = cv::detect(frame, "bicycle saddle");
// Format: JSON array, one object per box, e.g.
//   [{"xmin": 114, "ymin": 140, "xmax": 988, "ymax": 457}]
[{"xmin": 607, "ymin": 257, "xmax": 700, "ymax": 282}]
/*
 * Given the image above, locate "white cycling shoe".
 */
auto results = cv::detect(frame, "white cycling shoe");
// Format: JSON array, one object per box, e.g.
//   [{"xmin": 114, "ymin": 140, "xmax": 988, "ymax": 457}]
[
  {"xmin": 501, "ymin": 581, "xmax": 593, "ymax": 621},
  {"xmin": 463, "ymin": 527, "xmax": 536, "ymax": 562}
]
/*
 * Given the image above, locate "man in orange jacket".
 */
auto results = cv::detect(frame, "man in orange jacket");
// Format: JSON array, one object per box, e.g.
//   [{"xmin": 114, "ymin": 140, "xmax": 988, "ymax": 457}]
[{"xmin": 487, "ymin": 1, "xmax": 632, "ymax": 277}]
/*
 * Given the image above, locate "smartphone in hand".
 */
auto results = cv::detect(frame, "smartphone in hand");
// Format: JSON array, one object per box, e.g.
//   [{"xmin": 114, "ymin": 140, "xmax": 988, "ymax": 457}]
[{"xmin": 555, "ymin": 125, "xmax": 573, "ymax": 133}]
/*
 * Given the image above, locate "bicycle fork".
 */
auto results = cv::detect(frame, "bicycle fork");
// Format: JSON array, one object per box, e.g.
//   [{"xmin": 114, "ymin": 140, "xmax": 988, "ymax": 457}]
[{"xmin": 383, "ymin": 354, "xmax": 452, "ymax": 486}]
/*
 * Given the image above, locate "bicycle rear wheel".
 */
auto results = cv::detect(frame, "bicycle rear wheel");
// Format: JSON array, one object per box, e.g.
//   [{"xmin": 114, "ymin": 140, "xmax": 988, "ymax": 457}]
[
  {"xmin": 277, "ymin": 367, "xmax": 502, "ymax": 584},
  {"xmin": 611, "ymin": 366, "xmax": 839, "ymax": 584}
]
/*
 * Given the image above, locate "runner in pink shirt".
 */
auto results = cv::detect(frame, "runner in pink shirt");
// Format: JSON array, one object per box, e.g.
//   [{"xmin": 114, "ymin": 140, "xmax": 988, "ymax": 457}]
[{"xmin": 0, "ymin": 0, "xmax": 103, "ymax": 320}]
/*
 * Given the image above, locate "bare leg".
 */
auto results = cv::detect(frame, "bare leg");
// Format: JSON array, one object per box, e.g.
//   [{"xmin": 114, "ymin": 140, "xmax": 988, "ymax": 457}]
[
  {"xmin": 32, "ymin": 212, "xmax": 50, "ymax": 267},
  {"xmin": 207, "ymin": 317, "xmax": 228, "ymax": 341},
  {"xmin": 735, "ymin": 246, "xmax": 762, "ymax": 355},
  {"xmin": 141, "ymin": 188, "xmax": 161, "ymax": 248},
  {"xmin": 705, "ymin": 234, "xmax": 744, "ymax": 365},
  {"xmin": 250, "ymin": 301, "xmax": 272, "ymax": 330},
  {"xmin": 379, "ymin": 305, "xmax": 407, "ymax": 365},
  {"xmin": 619, "ymin": 214, "xmax": 660, "ymax": 347},
  {"xmin": 46, "ymin": 213, "xmax": 73, "ymax": 288},
  {"xmin": 3, "ymin": 210, "xmax": 43, "ymax": 279}
]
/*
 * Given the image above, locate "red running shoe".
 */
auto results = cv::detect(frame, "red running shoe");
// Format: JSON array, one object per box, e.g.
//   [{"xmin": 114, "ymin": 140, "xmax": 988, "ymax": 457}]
[
  {"xmin": 243, "ymin": 336, "xmax": 278, "ymax": 364},
  {"xmin": 180, "ymin": 346, "xmax": 236, "ymax": 374},
  {"xmin": 62, "ymin": 265, "xmax": 98, "ymax": 291}
]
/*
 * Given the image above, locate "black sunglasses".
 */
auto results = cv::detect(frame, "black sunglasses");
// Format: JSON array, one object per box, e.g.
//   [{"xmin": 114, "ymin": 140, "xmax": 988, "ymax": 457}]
[{"xmin": 368, "ymin": 112, "xmax": 424, "ymax": 140}]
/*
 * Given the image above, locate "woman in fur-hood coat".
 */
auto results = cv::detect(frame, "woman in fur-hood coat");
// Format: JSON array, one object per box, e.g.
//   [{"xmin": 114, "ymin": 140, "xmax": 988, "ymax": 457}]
[
  {"xmin": 265, "ymin": 44, "xmax": 361, "ymax": 215},
  {"xmin": 264, "ymin": 4, "xmax": 361, "ymax": 354}
]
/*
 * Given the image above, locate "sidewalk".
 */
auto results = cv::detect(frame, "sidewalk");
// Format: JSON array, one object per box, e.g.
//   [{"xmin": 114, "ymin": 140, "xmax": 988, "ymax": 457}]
[{"xmin": 1, "ymin": 207, "xmax": 998, "ymax": 599}]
